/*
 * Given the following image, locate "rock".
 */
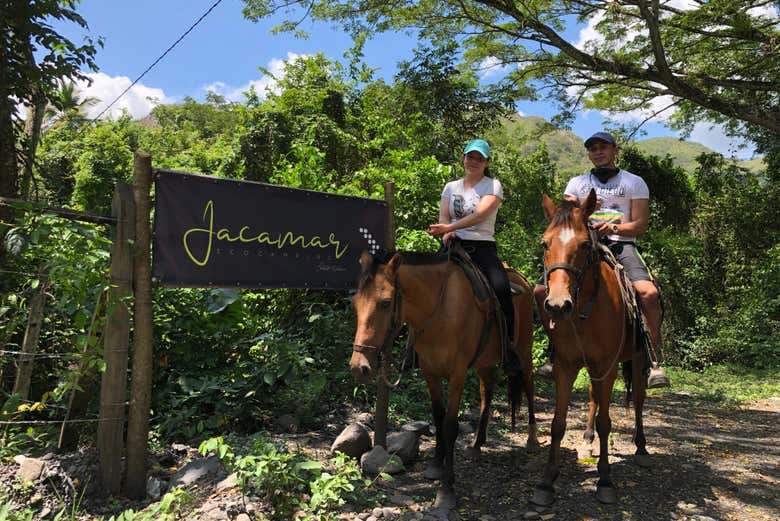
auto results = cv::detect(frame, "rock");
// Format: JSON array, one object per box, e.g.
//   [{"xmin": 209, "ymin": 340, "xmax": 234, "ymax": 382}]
[
  {"xmin": 458, "ymin": 421, "xmax": 474, "ymax": 435},
  {"xmin": 332, "ymin": 423, "xmax": 373, "ymax": 458},
  {"xmin": 275, "ymin": 413, "xmax": 299, "ymax": 433},
  {"xmin": 402, "ymin": 421, "xmax": 432, "ymax": 436},
  {"xmin": 171, "ymin": 443, "xmax": 190, "ymax": 453},
  {"xmin": 691, "ymin": 517, "xmax": 717, "ymax": 521},
  {"xmin": 146, "ymin": 476, "xmax": 162, "ymax": 499},
  {"xmin": 360, "ymin": 446, "xmax": 404, "ymax": 475},
  {"xmin": 523, "ymin": 511, "xmax": 541, "ymax": 519},
  {"xmin": 16, "ymin": 456, "xmax": 45, "ymax": 482},
  {"xmin": 358, "ymin": 513, "xmax": 371, "ymax": 520},
  {"xmin": 236, "ymin": 514, "xmax": 251, "ymax": 521},
  {"xmin": 29, "ymin": 493, "xmax": 43, "ymax": 506},
  {"xmin": 480, "ymin": 516, "xmax": 496, "ymax": 521},
  {"xmin": 676, "ymin": 501, "xmax": 700, "ymax": 515},
  {"xmin": 372, "ymin": 506, "xmax": 384, "ymax": 517},
  {"xmin": 383, "ymin": 507, "xmax": 399, "ymax": 518},
  {"xmin": 354, "ymin": 412, "xmax": 374, "ymax": 428},
  {"xmin": 389, "ymin": 494, "xmax": 414, "ymax": 506},
  {"xmin": 169, "ymin": 456, "xmax": 223, "ymax": 488},
  {"xmin": 387, "ymin": 431, "xmax": 419, "ymax": 464},
  {"xmin": 216, "ymin": 472, "xmax": 238, "ymax": 491}
]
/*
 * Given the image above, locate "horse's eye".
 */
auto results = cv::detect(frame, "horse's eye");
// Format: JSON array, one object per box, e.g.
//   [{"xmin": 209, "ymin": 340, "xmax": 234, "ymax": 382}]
[
  {"xmin": 380, "ymin": 298, "xmax": 392, "ymax": 309},
  {"xmin": 540, "ymin": 241, "xmax": 549, "ymax": 250}
]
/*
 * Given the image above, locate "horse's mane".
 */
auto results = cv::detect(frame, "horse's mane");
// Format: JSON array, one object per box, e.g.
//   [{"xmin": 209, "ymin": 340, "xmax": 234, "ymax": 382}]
[
  {"xmin": 550, "ymin": 199, "xmax": 581, "ymax": 228},
  {"xmin": 355, "ymin": 250, "xmax": 449, "ymax": 293}
]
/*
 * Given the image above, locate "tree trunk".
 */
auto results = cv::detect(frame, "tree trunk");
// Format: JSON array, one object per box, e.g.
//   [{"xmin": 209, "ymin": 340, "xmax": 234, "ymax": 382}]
[
  {"xmin": 12, "ymin": 269, "xmax": 49, "ymax": 400},
  {"xmin": 19, "ymin": 88, "xmax": 47, "ymax": 201},
  {"xmin": 0, "ymin": 90, "xmax": 19, "ymax": 247}
]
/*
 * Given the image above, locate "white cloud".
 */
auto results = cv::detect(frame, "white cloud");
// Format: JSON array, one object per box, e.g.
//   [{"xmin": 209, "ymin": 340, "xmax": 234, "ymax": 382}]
[
  {"xmin": 77, "ymin": 72, "xmax": 173, "ymax": 120},
  {"xmin": 689, "ymin": 122, "xmax": 755, "ymax": 159},
  {"xmin": 204, "ymin": 52, "xmax": 306, "ymax": 102},
  {"xmin": 478, "ymin": 56, "xmax": 509, "ymax": 79}
]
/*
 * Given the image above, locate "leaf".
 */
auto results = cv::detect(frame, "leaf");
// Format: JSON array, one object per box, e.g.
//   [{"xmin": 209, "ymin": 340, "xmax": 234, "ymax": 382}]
[{"xmin": 296, "ymin": 460, "xmax": 322, "ymax": 470}]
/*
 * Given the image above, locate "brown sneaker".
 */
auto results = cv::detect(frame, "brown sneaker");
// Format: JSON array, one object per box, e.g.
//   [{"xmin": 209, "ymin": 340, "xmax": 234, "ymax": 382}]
[
  {"xmin": 536, "ymin": 361, "xmax": 554, "ymax": 380},
  {"xmin": 646, "ymin": 364, "xmax": 671, "ymax": 389}
]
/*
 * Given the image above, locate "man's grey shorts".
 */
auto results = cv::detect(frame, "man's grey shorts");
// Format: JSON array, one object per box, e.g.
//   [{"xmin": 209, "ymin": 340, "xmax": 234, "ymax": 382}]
[{"xmin": 536, "ymin": 241, "xmax": 652, "ymax": 286}]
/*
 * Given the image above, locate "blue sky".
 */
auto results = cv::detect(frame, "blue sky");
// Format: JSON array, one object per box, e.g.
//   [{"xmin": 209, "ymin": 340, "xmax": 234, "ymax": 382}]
[{"xmin": 50, "ymin": 0, "xmax": 758, "ymax": 158}]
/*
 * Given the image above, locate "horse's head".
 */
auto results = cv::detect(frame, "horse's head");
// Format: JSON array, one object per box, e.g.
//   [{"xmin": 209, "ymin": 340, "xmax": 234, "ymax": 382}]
[
  {"xmin": 350, "ymin": 250, "xmax": 402, "ymax": 384},
  {"xmin": 541, "ymin": 190, "xmax": 598, "ymax": 320}
]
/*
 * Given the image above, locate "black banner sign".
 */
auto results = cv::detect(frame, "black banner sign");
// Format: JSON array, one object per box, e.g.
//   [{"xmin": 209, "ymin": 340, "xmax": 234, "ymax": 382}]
[{"xmin": 152, "ymin": 170, "xmax": 388, "ymax": 289}]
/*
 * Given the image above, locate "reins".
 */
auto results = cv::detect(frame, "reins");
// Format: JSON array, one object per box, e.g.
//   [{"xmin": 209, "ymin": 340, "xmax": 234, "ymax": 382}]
[
  {"xmin": 546, "ymin": 227, "xmax": 629, "ymax": 381},
  {"xmin": 354, "ymin": 260, "xmax": 453, "ymax": 389}
]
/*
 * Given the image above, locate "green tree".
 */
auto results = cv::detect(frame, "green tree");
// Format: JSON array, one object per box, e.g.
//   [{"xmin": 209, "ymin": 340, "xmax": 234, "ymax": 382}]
[
  {"xmin": 241, "ymin": 0, "xmax": 780, "ymax": 138},
  {"xmin": 0, "ymin": 0, "xmax": 101, "ymax": 238}
]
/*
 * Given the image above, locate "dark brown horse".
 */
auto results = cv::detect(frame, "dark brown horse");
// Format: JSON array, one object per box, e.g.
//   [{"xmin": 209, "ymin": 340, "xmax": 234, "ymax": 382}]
[
  {"xmin": 532, "ymin": 191, "xmax": 650, "ymax": 506},
  {"xmin": 350, "ymin": 250, "xmax": 537, "ymax": 509}
]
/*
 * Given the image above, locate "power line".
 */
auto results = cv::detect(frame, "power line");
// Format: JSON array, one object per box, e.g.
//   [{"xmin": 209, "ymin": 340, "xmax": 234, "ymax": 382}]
[{"xmin": 88, "ymin": 0, "xmax": 226, "ymax": 124}]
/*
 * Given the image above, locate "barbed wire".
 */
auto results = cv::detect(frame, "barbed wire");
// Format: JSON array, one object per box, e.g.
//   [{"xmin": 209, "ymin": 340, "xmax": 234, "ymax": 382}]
[{"xmin": 0, "ymin": 349, "xmax": 82, "ymax": 359}]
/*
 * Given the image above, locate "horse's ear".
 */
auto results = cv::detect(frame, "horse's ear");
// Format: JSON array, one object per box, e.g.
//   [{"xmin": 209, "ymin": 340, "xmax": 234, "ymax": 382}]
[
  {"xmin": 359, "ymin": 250, "xmax": 374, "ymax": 272},
  {"xmin": 583, "ymin": 189, "xmax": 597, "ymax": 219},
  {"xmin": 542, "ymin": 193, "xmax": 556, "ymax": 222}
]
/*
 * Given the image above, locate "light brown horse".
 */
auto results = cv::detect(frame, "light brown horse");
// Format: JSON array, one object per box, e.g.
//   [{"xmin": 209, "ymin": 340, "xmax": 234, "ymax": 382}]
[
  {"xmin": 532, "ymin": 191, "xmax": 650, "ymax": 506},
  {"xmin": 350, "ymin": 249, "xmax": 537, "ymax": 509}
]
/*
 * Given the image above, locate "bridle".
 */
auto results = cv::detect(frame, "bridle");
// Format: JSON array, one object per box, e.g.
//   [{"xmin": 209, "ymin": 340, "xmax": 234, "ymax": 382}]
[
  {"xmin": 352, "ymin": 273, "xmax": 404, "ymax": 364},
  {"xmin": 543, "ymin": 225, "xmax": 602, "ymax": 320},
  {"xmin": 352, "ymin": 258, "xmax": 451, "ymax": 386}
]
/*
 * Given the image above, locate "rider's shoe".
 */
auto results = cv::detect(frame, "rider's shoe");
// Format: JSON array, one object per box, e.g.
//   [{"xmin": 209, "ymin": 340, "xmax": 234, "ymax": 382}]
[
  {"xmin": 646, "ymin": 363, "xmax": 671, "ymax": 389},
  {"xmin": 536, "ymin": 361, "xmax": 554, "ymax": 380}
]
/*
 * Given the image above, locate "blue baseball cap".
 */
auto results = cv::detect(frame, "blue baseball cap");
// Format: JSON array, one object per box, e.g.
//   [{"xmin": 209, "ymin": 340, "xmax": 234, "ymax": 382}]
[
  {"xmin": 584, "ymin": 131, "xmax": 617, "ymax": 149},
  {"xmin": 463, "ymin": 139, "xmax": 491, "ymax": 159}
]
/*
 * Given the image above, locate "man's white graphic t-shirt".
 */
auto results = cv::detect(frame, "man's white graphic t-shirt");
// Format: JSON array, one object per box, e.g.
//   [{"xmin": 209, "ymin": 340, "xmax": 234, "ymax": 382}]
[
  {"xmin": 564, "ymin": 169, "xmax": 649, "ymax": 243},
  {"xmin": 441, "ymin": 177, "xmax": 503, "ymax": 241}
]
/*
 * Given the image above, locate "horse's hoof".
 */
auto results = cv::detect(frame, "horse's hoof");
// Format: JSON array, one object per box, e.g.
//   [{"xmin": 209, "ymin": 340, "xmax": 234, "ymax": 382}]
[
  {"xmin": 424, "ymin": 463, "xmax": 445, "ymax": 480},
  {"xmin": 464, "ymin": 446, "xmax": 481, "ymax": 460},
  {"xmin": 596, "ymin": 485, "xmax": 618, "ymax": 504},
  {"xmin": 433, "ymin": 487, "xmax": 457, "ymax": 510},
  {"xmin": 530, "ymin": 486, "xmax": 555, "ymax": 506},
  {"xmin": 634, "ymin": 453, "xmax": 652, "ymax": 468}
]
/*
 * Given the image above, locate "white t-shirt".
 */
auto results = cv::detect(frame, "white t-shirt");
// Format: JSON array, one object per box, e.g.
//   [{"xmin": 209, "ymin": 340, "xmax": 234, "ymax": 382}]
[
  {"xmin": 441, "ymin": 177, "xmax": 504, "ymax": 241},
  {"xmin": 564, "ymin": 169, "xmax": 649, "ymax": 243}
]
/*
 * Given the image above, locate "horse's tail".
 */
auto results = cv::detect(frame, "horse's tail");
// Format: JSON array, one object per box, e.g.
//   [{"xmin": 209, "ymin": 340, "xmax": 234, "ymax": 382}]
[
  {"xmin": 507, "ymin": 372, "xmax": 524, "ymax": 430},
  {"xmin": 622, "ymin": 360, "xmax": 633, "ymax": 411}
]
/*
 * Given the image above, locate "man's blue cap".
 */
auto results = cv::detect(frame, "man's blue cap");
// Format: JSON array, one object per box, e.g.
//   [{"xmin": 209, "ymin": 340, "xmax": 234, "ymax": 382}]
[
  {"xmin": 464, "ymin": 139, "xmax": 491, "ymax": 159},
  {"xmin": 584, "ymin": 131, "xmax": 617, "ymax": 149}
]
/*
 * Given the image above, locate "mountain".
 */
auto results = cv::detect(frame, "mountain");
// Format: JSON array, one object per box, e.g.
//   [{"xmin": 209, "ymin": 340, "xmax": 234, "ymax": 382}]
[{"xmin": 488, "ymin": 115, "xmax": 765, "ymax": 175}]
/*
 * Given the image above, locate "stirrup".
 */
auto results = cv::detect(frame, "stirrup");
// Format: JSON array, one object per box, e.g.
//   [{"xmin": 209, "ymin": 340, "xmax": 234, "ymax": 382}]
[
  {"xmin": 536, "ymin": 361, "xmax": 554, "ymax": 380},
  {"xmin": 646, "ymin": 364, "xmax": 671, "ymax": 389}
]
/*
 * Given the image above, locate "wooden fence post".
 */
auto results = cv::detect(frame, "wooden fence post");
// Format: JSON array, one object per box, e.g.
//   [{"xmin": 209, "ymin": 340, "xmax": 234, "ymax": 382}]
[
  {"xmin": 97, "ymin": 183, "xmax": 134, "ymax": 495},
  {"xmin": 125, "ymin": 152, "xmax": 154, "ymax": 499},
  {"xmin": 374, "ymin": 182, "xmax": 396, "ymax": 448},
  {"xmin": 12, "ymin": 268, "xmax": 48, "ymax": 400}
]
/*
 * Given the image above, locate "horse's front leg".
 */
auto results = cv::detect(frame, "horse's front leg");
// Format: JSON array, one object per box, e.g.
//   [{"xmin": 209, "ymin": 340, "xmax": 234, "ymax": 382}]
[
  {"xmin": 579, "ymin": 382, "xmax": 598, "ymax": 459},
  {"xmin": 531, "ymin": 360, "xmax": 577, "ymax": 506},
  {"xmin": 422, "ymin": 372, "xmax": 446, "ymax": 481},
  {"xmin": 593, "ymin": 376, "xmax": 619, "ymax": 503},
  {"xmin": 465, "ymin": 367, "xmax": 494, "ymax": 459},
  {"xmin": 433, "ymin": 371, "xmax": 467, "ymax": 510}
]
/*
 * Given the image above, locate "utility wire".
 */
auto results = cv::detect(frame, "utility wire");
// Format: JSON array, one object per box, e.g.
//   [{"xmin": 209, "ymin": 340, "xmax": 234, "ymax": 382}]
[{"xmin": 88, "ymin": 0, "xmax": 226, "ymax": 124}]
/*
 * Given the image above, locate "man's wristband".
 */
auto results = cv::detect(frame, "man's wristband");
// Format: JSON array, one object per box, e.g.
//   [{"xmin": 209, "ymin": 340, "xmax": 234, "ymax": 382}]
[{"xmin": 610, "ymin": 223, "xmax": 619, "ymax": 234}]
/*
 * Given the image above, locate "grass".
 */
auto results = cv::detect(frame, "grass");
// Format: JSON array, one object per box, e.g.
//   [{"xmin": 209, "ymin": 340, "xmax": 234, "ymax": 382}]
[{"xmin": 540, "ymin": 363, "xmax": 780, "ymax": 405}]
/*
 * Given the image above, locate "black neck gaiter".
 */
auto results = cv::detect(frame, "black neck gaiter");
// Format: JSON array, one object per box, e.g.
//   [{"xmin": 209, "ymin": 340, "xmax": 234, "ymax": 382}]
[{"xmin": 591, "ymin": 167, "xmax": 620, "ymax": 184}]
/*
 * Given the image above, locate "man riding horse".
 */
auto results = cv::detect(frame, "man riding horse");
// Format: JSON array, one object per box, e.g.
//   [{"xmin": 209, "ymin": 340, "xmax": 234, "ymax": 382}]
[{"xmin": 535, "ymin": 131, "xmax": 670, "ymax": 388}]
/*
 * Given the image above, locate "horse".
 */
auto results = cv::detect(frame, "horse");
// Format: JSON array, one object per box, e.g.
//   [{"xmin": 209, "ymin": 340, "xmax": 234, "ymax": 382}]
[
  {"xmin": 532, "ymin": 190, "xmax": 650, "ymax": 506},
  {"xmin": 350, "ymin": 249, "xmax": 538, "ymax": 509}
]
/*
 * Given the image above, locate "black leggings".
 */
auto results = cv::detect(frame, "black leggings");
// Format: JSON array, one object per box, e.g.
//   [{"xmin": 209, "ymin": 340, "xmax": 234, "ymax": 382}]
[{"xmin": 460, "ymin": 240, "xmax": 514, "ymax": 339}]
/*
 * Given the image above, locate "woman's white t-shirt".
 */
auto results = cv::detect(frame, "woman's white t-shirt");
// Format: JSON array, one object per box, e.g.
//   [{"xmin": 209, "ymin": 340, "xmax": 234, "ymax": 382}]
[{"xmin": 441, "ymin": 177, "xmax": 504, "ymax": 241}]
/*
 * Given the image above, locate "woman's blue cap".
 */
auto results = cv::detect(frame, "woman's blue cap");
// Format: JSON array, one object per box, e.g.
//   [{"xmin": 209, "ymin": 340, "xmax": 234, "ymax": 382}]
[{"xmin": 463, "ymin": 139, "xmax": 491, "ymax": 159}]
